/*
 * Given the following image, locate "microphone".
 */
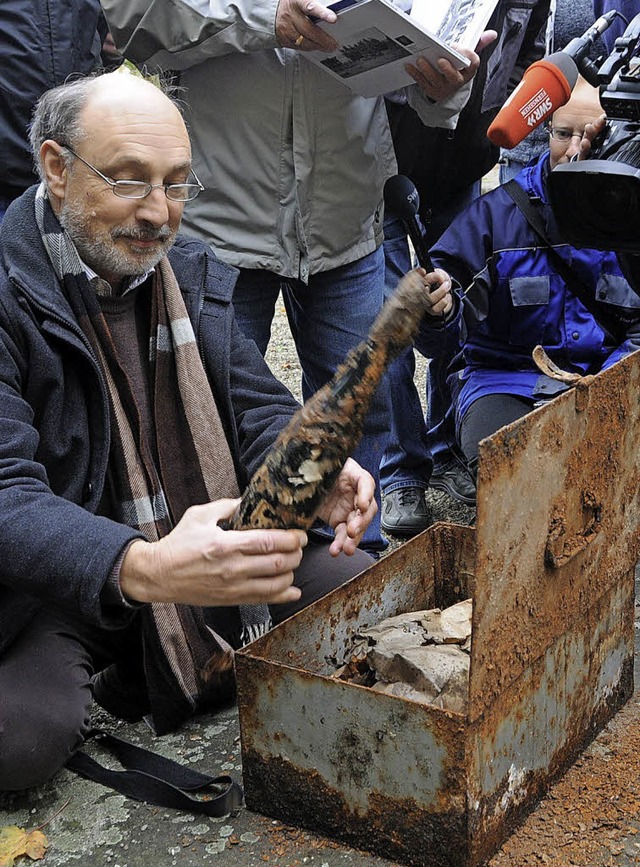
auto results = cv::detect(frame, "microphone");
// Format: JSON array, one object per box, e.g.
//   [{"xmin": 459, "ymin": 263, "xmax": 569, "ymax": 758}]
[
  {"xmin": 487, "ymin": 12, "xmax": 617, "ymax": 149},
  {"xmin": 487, "ymin": 53, "xmax": 578, "ymax": 148},
  {"xmin": 383, "ymin": 174, "xmax": 434, "ymax": 273}
]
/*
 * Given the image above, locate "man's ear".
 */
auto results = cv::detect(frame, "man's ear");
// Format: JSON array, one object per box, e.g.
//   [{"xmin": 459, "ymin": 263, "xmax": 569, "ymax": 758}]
[{"xmin": 40, "ymin": 140, "xmax": 68, "ymax": 204}]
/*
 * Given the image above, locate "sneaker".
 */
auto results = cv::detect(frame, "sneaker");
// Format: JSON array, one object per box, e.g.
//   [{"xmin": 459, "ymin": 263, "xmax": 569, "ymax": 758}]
[
  {"xmin": 381, "ymin": 487, "xmax": 431, "ymax": 538},
  {"xmin": 430, "ymin": 459, "xmax": 476, "ymax": 506}
]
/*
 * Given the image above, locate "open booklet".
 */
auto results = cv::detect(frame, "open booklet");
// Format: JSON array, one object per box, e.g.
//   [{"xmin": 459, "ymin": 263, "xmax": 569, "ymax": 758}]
[{"xmin": 303, "ymin": 0, "xmax": 499, "ymax": 98}]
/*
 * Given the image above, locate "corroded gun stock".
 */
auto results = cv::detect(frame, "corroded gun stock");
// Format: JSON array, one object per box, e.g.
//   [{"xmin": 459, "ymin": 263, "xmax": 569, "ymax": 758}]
[{"xmin": 230, "ymin": 269, "xmax": 434, "ymax": 531}]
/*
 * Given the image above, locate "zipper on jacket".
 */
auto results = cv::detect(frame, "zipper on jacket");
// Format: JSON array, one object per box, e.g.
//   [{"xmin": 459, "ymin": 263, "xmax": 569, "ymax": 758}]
[
  {"xmin": 12, "ymin": 277, "xmax": 103, "ymax": 373},
  {"xmin": 10, "ymin": 276, "xmax": 112, "ymax": 501}
]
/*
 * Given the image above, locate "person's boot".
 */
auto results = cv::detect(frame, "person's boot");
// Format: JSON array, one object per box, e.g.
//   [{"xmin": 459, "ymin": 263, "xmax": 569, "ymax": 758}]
[
  {"xmin": 429, "ymin": 457, "xmax": 476, "ymax": 506},
  {"xmin": 91, "ymin": 663, "xmax": 150, "ymax": 723},
  {"xmin": 381, "ymin": 487, "xmax": 431, "ymax": 537}
]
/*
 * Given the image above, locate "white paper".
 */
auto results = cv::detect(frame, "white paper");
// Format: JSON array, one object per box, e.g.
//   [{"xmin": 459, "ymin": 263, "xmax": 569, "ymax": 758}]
[
  {"xmin": 411, "ymin": 0, "xmax": 499, "ymax": 52},
  {"xmin": 307, "ymin": 0, "xmax": 484, "ymax": 97}
]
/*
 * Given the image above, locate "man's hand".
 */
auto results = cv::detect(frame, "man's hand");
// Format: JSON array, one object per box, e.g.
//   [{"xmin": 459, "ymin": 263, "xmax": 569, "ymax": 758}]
[
  {"xmin": 406, "ymin": 30, "xmax": 497, "ymax": 102},
  {"xmin": 420, "ymin": 268, "xmax": 454, "ymax": 318},
  {"xmin": 120, "ymin": 499, "xmax": 305, "ymax": 607},
  {"xmin": 276, "ymin": 0, "xmax": 338, "ymax": 52},
  {"xmin": 577, "ymin": 113, "xmax": 607, "ymax": 160},
  {"xmin": 316, "ymin": 458, "xmax": 377, "ymax": 556}
]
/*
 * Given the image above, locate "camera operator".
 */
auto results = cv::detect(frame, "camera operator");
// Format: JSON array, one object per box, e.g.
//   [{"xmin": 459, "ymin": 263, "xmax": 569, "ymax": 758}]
[
  {"xmin": 419, "ymin": 76, "xmax": 640, "ymax": 470},
  {"xmin": 546, "ymin": 9, "xmax": 640, "ymax": 291}
]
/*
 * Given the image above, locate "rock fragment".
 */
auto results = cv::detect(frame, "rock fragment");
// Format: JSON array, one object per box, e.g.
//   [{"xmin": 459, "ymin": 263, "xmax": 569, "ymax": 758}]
[{"xmin": 334, "ymin": 598, "xmax": 473, "ymax": 713}]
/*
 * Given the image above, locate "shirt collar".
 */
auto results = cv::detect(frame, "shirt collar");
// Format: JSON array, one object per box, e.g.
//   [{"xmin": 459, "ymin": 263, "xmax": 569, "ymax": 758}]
[{"xmin": 80, "ymin": 259, "xmax": 154, "ymax": 296}]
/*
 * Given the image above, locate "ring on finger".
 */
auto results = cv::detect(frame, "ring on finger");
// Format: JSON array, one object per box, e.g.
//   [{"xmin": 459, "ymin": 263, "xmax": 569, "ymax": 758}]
[{"xmin": 295, "ymin": 33, "xmax": 305, "ymax": 47}]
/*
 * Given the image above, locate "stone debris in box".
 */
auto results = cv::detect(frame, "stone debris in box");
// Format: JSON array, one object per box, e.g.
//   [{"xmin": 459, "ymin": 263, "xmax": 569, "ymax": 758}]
[
  {"xmin": 421, "ymin": 598, "xmax": 472, "ymax": 645},
  {"xmin": 334, "ymin": 599, "xmax": 473, "ymax": 713}
]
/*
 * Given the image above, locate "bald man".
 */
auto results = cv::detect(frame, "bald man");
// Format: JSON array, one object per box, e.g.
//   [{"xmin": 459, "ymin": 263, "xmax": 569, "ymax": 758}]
[{"xmin": 0, "ymin": 72, "xmax": 378, "ymax": 790}]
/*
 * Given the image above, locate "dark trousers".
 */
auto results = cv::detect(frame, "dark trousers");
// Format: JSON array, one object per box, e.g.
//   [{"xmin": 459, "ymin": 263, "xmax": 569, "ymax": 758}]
[
  {"xmin": 0, "ymin": 541, "xmax": 372, "ymax": 792},
  {"xmin": 459, "ymin": 393, "xmax": 535, "ymax": 463},
  {"xmin": 0, "ymin": 607, "xmax": 120, "ymax": 791}
]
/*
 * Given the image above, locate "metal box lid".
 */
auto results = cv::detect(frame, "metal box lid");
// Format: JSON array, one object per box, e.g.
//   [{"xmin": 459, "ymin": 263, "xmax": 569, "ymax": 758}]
[{"xmin": 469, "ymin": 351, "xmax": 640, "ymax": 720}]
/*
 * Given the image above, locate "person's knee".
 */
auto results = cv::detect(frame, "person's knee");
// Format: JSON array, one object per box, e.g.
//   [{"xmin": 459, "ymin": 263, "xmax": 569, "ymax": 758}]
[{"xmin": 0, "ymin": 703, "xmax": 87, "ymax": 791}]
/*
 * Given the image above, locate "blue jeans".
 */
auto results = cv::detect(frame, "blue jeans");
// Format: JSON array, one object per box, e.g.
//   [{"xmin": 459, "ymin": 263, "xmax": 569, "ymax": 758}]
[
  {"xmin": 231, "ymin": 248, "xmax": 390, "ymax": 554},
  {"xmin": 380, "ymin": 182, "xmax": 481, "ymax": 493},
  {"xmin": 380, "ymin": 217, "xmax": 432, "ymax": 495}
]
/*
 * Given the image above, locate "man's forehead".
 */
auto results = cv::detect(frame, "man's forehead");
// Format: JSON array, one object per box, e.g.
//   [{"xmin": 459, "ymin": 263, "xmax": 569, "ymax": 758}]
[{"xmin": 77, "ymin": 81, "xmax": 190, "ymax": 163}]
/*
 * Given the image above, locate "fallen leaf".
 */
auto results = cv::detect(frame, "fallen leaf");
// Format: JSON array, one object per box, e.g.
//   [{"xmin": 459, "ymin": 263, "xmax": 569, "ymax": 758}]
[{"xmin": 0, "ymin": 826, "xmax": 49, "ymax": 867}]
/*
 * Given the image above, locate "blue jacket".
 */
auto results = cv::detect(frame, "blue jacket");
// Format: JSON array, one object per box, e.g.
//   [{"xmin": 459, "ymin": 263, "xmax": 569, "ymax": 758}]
[
  {"xmin": 431, "ymin": 152, "xmax": 640, "ymax": 426},
  {"xmin": 0, "ymin": 0, "xmax": 105, "ymax": 196},
  {"xmin": 0, "ymin": 187, "xmax": 299, "ymax": 655}
]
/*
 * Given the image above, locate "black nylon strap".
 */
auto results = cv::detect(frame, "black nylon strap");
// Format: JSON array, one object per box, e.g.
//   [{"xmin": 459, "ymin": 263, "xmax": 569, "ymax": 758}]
[
  {"xmin": 503, "ymin": 179, "xmax": 633, "ymax": 344},
  {"xmin": 66, "ymin": 729, "xmax": 243, "ymax": 817}
]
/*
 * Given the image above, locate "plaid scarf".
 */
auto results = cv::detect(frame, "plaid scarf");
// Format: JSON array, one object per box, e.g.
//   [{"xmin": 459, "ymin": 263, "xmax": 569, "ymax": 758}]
[{"xmin": 35, "ymin": 186, "xmax": 270, "ymax": 732}]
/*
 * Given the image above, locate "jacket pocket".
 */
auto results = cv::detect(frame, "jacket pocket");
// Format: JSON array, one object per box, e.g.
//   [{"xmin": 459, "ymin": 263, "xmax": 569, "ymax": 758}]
[
  {"xmin": 509, "ymin": 275, "xmax": 550, "ymax": 306},
  {"xmin": 595, "ymin": 274, "xmax": 640, "ymax": 309},
  {"xmin": 508, "ymin": 274, "xmax": 550, "ymax": 344}
]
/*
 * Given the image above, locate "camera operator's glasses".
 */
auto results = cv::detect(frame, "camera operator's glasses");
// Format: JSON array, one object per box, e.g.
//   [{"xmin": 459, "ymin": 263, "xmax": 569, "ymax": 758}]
[
  {"xmin": 61, "ymin": 146, "xmax": 204, "ymax": 202},
  {"xmin": 548, "ymin": 127, "xmax": 585, "ymax": 143}
]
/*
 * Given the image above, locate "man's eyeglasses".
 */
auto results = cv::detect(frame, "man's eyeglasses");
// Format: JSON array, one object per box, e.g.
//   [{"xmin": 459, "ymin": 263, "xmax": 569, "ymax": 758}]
[
  {"xmin": 548, "ymin": 127, "xmax": 585, "ymax": 143},
  {"xmin": 61, "ymin": 146, "xmax": 204, "ymax": 202}
]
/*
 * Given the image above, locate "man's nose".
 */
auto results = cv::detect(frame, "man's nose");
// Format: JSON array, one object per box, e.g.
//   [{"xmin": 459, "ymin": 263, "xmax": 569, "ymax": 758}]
[
  {"xmin": 565, "ymin": 132, "xmax": 584, "ymax": 160},
  {"xmin": 135, "ymin": 186, "xmax": 170, "ymax": 225}
]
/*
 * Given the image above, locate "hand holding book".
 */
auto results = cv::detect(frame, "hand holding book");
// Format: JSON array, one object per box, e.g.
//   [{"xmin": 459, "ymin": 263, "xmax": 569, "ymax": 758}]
[
  {"xmin": 275, "ymin": 0, "xmax": 339, "ymax": 52},
  {"xmin": 300, "ymin": 0, "xmax": 500, "ymax": 97},
  {"xmin": 405, "ymin": 29, "xmax": 496, "ymax": 102}
]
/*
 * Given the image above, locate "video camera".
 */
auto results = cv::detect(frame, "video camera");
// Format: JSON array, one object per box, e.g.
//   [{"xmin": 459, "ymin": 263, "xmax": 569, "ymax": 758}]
[{"xmin": 548, "ymin": 12, "xmax": 640, "ymax": 254}]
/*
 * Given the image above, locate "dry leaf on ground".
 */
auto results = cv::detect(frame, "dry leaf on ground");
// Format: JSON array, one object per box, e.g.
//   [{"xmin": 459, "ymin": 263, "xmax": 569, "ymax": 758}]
[{"xmin": 0, "ymin": 825, "xmax": 48, "ymax": 867}]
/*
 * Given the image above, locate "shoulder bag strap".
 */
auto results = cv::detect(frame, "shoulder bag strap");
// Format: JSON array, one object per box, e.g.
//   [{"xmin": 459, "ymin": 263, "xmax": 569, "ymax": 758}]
[{"xmin": 66, "ymin": 729, "xmax": 243, "ymax": 817}]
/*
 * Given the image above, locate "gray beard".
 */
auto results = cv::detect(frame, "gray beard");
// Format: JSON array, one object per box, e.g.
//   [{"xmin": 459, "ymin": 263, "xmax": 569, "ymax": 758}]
[{"xmin": 59, "ymin": 200, "xmax": 175, "ymax": 283}]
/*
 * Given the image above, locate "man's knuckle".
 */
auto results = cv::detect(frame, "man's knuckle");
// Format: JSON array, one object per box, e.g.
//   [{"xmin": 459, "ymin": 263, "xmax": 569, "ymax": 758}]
[
  {"xmin": 259, "ymin": 531, "xmax": 278, "ymax": 554},
  {"xmin": 271, "ymin": 553, "xmax": 287, "ymax": 574}
]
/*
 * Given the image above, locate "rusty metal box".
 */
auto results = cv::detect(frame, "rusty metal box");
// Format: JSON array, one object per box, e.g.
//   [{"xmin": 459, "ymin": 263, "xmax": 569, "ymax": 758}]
[{"xmin": 236, "ymin": 352, "xmax": 640, "ymax": 867}]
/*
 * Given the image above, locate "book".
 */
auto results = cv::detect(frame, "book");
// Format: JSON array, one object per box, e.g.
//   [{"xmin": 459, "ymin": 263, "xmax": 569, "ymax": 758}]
[{"xmin": 303, "ymin": 0, "xmax": 499, "ymax": 98}]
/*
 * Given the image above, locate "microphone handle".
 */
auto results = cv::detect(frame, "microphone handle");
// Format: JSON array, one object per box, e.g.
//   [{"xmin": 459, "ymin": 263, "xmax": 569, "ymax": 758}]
[{"xmin": 402, "ymin": 217, "xmax": 435, "ymax": 274}]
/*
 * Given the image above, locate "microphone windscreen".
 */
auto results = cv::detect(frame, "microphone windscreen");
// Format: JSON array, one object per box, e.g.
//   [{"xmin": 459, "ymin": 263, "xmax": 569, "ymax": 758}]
[
  {"xmin": 487, "ymin": 53, "xmax": 579, "ymax": 149},
  {"xmin": 384, "ymin": 174, "xmax": 420, "ymax": 220}
]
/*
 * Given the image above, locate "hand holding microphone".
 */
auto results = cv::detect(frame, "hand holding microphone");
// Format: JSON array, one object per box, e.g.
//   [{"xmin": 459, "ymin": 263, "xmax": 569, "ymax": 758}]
[{"xmin": 383, "ymin": 175, "xmax": 454, "ymax": 319}]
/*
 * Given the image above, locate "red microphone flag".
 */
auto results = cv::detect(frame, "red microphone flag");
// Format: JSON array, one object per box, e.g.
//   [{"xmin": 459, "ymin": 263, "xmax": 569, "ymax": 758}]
[{"xmin": 487, "ymin": 55, "xmax": 578, "ymax": 149}]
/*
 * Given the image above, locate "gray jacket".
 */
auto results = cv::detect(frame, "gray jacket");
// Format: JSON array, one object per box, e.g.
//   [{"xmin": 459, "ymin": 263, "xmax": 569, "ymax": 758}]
[{"xmin": 102, "ymin": 0, "xmax": 472, "ymax": 281}]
